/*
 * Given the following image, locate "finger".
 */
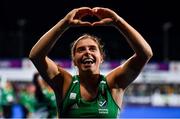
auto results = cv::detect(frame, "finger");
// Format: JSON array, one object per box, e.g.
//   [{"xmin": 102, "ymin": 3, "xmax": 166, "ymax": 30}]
[
  {"xmin": 92, "ymin": 7, "xmax": 114, "ymax": 19},
  {"xmin": 78, "ymin": 7, "xmax": 91, "ymax": 11},
  {"xmin": 92, "ymin": 7, "xmax": 104, "ymax": 11},
  {"xmin": 92, "ymin": 7, "xmax": 101, "ymax": 18},
  {"xmin": 92, "ymin": 7, "xmax": 108, "ymax": 19},
  {"xmin": 92, "ymin": 18, "xmax": 113, "ymax": 26},
  {"xmin": 73, "ymin": 19, "xmax": 79, "ymax": 24},
  {"xmin": 74, "ymin": 7, "xmax": 93, "ymax": 19},
  {"xmin": 70, "ymin": 9, "xmax": 79, "ymax": 20},
  {"xmin": 73, "ymin": 19, "xmax": 92, "ymax": 26},
  {"xmin": 79, "ymin": 21, "xmax": 92, "ymax": 26},
  {"xmin": 92, "ymin": 7, "xmax": 111, "ymax": 13}
]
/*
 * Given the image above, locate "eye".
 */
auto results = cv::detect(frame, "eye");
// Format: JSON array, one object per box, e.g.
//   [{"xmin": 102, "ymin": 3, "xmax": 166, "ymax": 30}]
[
  {"xmin": 76, "ymin": 47, "xmax": 85, "ymax": 53},
  {"xmin": 89, "ymin": 46, "xmax": 97, "ymax": 52}
]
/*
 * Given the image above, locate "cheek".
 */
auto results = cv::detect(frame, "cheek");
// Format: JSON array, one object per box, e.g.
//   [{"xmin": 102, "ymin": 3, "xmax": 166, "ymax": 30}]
[
  {"xmin": 96, "ymin": 53, "xmax": 103, "ymax": 62},
  {"xmin": 73, "ymin": 54, "xmax": 81, "ymax": 66},
  {"xmin": 73, "ymin": 59, "xmax": 77, "ymax": 66}
]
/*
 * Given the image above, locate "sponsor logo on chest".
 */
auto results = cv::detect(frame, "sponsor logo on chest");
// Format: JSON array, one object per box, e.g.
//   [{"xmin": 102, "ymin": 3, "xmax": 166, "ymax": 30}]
[{"xmin": 69, "ymin": 92, "xmax": 77, "ymax": 100}]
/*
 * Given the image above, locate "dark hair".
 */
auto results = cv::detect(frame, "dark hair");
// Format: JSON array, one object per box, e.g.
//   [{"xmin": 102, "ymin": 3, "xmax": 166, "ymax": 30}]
[{"xmin": 71, "ymin": 34, "xmax": 105, "ymax": 60}]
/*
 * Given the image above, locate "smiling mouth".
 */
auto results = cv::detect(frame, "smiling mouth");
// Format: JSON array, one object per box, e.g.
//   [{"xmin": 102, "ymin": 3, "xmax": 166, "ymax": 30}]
[{"xmin": 81, "ymin": 58, "xmax": 95, "ymax": 64}]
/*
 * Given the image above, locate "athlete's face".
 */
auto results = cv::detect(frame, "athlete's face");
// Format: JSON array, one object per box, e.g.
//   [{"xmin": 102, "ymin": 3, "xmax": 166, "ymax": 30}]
[{"xmin": 73, "ymin": 38, "xmax": 103, "ymax": 74}]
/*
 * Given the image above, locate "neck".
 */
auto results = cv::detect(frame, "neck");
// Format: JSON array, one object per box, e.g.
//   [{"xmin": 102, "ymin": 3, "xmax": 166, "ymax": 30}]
[
  {"xmin": 79, "ymin": 72, "xmax": 100, "ymax": 87},
  {"xmin": 79, "ymin": 73, "xmax": 101, "ymax": 101}
]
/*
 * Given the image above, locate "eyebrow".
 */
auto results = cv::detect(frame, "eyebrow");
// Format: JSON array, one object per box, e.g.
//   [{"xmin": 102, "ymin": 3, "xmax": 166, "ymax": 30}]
[{"xmin": 76, "ymin": 45, "xmax": 97, "ymax": 49}]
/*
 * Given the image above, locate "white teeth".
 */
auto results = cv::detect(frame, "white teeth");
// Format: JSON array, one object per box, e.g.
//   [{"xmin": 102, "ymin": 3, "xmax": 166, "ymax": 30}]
[
  {"xmin": 82, "ymin": 58, "xmax": 94, "ymax": 64},
  {"xmin": 84, "ymin": 59, "xmax": 93, "ymax": 62}
]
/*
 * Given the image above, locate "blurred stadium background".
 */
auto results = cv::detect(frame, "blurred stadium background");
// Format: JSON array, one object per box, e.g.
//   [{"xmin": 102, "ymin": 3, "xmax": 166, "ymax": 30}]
[{"xmin": 1, "ymin": 0, "xmax": 180, "ymax": 118}]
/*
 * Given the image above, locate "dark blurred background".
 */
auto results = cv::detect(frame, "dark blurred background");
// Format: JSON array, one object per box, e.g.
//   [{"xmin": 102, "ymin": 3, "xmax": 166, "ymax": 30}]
[{"xmin": 0, "ymin": 0, "xmax": 179, "ymax": 61}]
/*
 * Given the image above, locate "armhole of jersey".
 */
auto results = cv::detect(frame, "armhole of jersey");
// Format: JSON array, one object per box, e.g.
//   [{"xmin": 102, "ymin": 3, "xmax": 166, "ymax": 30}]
[
  {"xmin": 101, "ymin": 75, "xmax": 121, "ymax": 110},
  {"xmin": 61, "ymin": 75, "xmax": 77, "ymax": 103}
]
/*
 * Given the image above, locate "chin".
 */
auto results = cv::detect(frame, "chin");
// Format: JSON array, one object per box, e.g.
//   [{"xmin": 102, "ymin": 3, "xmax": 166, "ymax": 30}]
[
  {"xmin": 83, "ymin": 68, "xmax": 93, "ymax": 72},
  {"xmin": 81, "ymin": 68, "xmax": 93, "ymax": 73},
  {"xmin": 83, "ymin": 68, "xmax": 99, "ymax": 74}
]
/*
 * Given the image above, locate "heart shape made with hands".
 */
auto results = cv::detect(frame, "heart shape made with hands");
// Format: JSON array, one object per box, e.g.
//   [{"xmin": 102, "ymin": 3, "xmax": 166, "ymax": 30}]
[
  {"xmin": 81, "ymin": 15, "xmax": 100, "ymax": 23},
  {"xmin": 73, "ymin": 8, "xmax": 113, "ymax": 26},
  {"xmin": 73, "ymin": 9, "xmax": 99, "ymax": 22}
]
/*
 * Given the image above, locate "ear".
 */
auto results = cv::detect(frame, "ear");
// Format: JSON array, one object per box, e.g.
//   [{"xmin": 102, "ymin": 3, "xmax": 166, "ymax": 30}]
[
  {"xmin": 72, "ymin": 59, "xmax": 77, "ymax": 66},
  {"xmin": 100, "ymin": 55, "xmax": 104, "ymax": 64},
  {"xmin": 101, "ymin": 59, "xmax": 104, "ymax": 64}
]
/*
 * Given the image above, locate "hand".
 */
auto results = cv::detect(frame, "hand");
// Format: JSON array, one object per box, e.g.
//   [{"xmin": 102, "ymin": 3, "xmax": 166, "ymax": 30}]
[
  {"xmin": 63, "ymin": 7, "xmax": 119, "ymax": 27},
  {"xmin": 63, "ymin": 7, "xmax": 93, "ymax": 27},
  {"xmin": 92, "ymin": 7, "xmax": 119, "ymax": 26}
]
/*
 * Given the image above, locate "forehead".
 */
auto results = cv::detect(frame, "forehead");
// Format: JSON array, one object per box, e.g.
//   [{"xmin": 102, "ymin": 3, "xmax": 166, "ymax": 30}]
[{"xmin": 76, "ymin": 38, "xmax": 98, "ymax": 48}]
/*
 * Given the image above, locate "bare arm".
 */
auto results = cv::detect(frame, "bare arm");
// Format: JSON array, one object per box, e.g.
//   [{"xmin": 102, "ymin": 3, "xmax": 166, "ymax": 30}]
[
  {"xmin": 29, "ymin": 7, "xmax": 92, "ymax": 94},
  {"xmin": 29, "ymin": 14, "xmax": 70, "ymax": 91},
  {"xmin": 92, "ymin": 7, "xmax": 153, "ymax": 89},
  {"xmin": 110, "ymin": 16, "xmax": 153, "ymax": 89}
]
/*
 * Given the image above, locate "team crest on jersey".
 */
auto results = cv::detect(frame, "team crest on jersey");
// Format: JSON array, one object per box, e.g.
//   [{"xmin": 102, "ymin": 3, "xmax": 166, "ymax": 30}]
[
  {"xmin": 98, "ymin": 97, "xmax": 108, "ymax": 114},
  {"xmin": 98, "ymin": 100, "xmax": 108, "ymax": 114},
  {"xmin": 98, "ymin": 100, "xmax": 107, "ymax": 107}
]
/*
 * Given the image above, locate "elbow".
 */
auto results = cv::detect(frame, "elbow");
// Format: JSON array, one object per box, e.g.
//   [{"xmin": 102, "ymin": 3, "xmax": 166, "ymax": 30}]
[
  {"xmin": 28, "ymin": 49, "xmax": 39, "ymax": 61},
  {"xmin": 29, "ymin": 52, "xmax": 40, "ymax": 65},
  {"xmin": 28, "ymin": 50, "xmax": 35, "ymax": 60},
  {"xmin": 29, "ymin": 49, "xmax": 45, "ymax": 63},
  {"xmin": 147, "ymin": 48, "xmax": 153, "ymax": 59},
  {"xmin": 144, "ymin": 48, "xmax": 153, "ymax": 61},
  {"xmin": 137, "ymin": 48, "xmax": 153, "ymax": 62}
]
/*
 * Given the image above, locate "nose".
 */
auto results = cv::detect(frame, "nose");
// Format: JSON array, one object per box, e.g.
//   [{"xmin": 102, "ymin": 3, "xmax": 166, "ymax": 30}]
[{"xmin": 84, "ymin": 48, "xmax": 91, "ymax": 55}]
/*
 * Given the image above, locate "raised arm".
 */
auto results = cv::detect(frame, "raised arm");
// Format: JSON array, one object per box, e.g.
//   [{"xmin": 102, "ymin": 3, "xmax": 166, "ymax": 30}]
[
  {"xmin": 29, "ymin": 7, "xmax": 92, "ymax": 92},
  {"xmin": 92, "ymin": 7, "xmax": 153, "ymax": 89}
]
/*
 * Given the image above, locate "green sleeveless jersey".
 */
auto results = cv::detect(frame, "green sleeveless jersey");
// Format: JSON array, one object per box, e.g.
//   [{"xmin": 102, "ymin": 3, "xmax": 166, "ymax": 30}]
[{"xmin": 59, "ymin": 75, "xmax": 120, "ymax": 118}]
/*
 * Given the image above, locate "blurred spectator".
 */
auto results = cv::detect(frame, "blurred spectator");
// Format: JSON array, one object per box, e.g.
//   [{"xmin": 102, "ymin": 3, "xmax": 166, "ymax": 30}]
[
  {"xmin": 32, "ymin": 72, "xmax": 57, "ymax": 118},
  {"xmin": 0, "ymin": 78, "xmax": 2, "ymax": 117},
  {"xmin": 19, "ymin": 82, "xmax": 37, "ymax": 117},
  {"xmin": 0, "ymin": 80, "xmax": 15, "ymax": 118}
]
